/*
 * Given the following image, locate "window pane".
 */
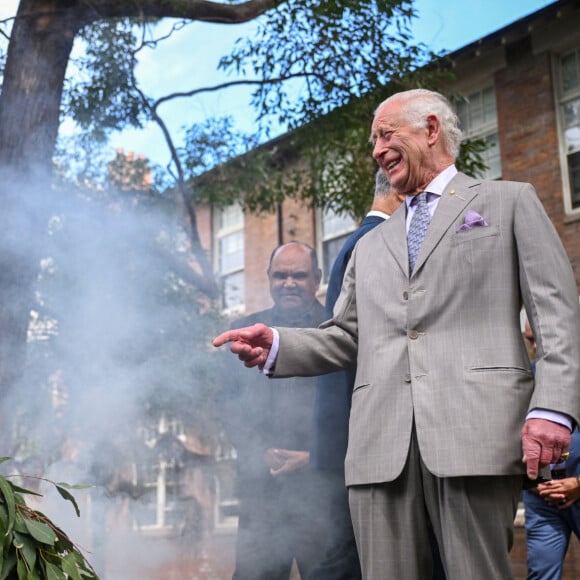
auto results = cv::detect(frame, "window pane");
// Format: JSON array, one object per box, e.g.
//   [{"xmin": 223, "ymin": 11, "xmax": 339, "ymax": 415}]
[
  {"xmin": 223, "ymin": 271, "xmax": 245, "ymax": 310},
  {"xmin": 482, "ymin": 133, "xmax": 501, "ymax": 180},
  {"xmin": 322, "ymin": 208, "xmax": 357, "ymax": 239},
  {"xmin": 456, "ymin": 99, "xmax": 468, "ymax": 132},
  {"xmin": 482, "ymin": 87, "xmax": 497, "ymax": 124},
  {"xmin": 220, "ymin": 231, "xmax": 244, "ymax": 273},
  {"xmin": 563, "ymin": 98, "xmax": 580, "ymax": 153},
  {"xmin": 219, "ymin": 204, "xmax": 243, "ymax": 230},
  {"xmin": 454, "ymin": 86, "xmax": 498, "ymax": 137},
  {"xmin": 323, "ymin": 234, "xmax": 351, "ymax": 283},
  {"xmin": 469, "ymin": 91, "xmax": 483, "ymax": 128},
  {"xmin": 569, "ymin": 151, "xmax": 580, "ymax": 209},
  {"xmin": 561, "ymin": 51, "xmax": 579, "ymax": 94}
]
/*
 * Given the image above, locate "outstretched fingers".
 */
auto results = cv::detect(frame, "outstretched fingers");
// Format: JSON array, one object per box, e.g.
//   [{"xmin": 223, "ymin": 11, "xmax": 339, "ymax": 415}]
[{"xmin": 213, "ymin": 323, "xmax": 274, "ymax": 368}]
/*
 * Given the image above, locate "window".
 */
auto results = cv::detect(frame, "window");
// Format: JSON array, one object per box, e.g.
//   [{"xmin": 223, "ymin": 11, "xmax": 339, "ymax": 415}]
[
  {"xmin": 134, "ymin": 415, "xmax": 186, "ymax": 533},
  {"xmin": 318, "ymin": 208, "xmax": 357, "ymax": 284},
  {"xmin": 215, "ymin": 204, "xmax": 245, "ymax": 311},
  {"xmin": 213, "ymin": 430, "xmax": 239, "ymax": 530},
  {"xmin": 558, "ymin": 47, "xmax": 580, "ymax": 212},
  {"xmin": 454, "ymin": 86, "xmax": 502, "ymax": 180}
]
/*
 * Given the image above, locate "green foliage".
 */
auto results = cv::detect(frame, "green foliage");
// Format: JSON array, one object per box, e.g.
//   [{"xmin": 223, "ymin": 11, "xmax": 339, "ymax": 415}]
[
  {"xmin": 54, "ymin": 133, "xmax": 116, "ymax": 190},
  {"xmin": 180, "ymin": 116, "xmax": 256, "ymax": 177},
  {"xmin": 194, "ymin": 72, "xmax": 476, "ymax": 219},
  {"xmin": 64, "ymin": 20, "xmax": 146, "ymax": 143},
  {"xmin": 455, "ymin": 137, "xmax": 490, "ymax": 179},
  {"xmin": 107, "ymin": 149, "xmax": 152, "ymax": 192},
  {"xmin": 51, "ymin": 1, "xmax": 486, "ymax": 220},
  {"xmin": 219, "ymin": 0, "xmax": 434, "ymax": 135},
  {"xmin": 188, "ymin": 0, "xmax": 487, "ymax": 218},
  {"xmin": 195, "ymin": 0, "xmax": 466, "ymax": 218},
  {"xmin": 0, "ymin": 459, "xmax": 97, "ymax": 579},
  {"xmin": 180, "ymin": 115, "xmax": 278, "ymax": 211}
]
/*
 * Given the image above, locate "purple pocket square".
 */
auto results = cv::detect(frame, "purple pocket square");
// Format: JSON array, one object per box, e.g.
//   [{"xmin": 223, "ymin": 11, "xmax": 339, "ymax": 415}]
[{"xmin": 457, "ymin": 210, "xmax": 489, "ymax": 232}]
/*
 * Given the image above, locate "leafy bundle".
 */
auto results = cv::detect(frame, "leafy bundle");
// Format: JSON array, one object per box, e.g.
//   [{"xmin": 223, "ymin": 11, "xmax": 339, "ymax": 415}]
[{"xmin": 0, "ymin": 459, "xmax": 97, "ymax": 580}]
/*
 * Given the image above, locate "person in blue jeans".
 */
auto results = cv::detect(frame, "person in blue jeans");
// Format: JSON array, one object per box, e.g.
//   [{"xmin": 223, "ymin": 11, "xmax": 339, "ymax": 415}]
[{"xmin": 523, "ymin": 320, "xmax": 580, "ymax": 579}]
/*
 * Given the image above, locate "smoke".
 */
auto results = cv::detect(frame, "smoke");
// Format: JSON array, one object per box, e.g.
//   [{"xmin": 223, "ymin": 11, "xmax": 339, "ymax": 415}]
[
  {"xmin": 0, "ymin": 168, "xmax": 333, "ymax": 579},
  {"xmin": 0, "ymin": 170, "xmax": 227, "ymax": 578}
]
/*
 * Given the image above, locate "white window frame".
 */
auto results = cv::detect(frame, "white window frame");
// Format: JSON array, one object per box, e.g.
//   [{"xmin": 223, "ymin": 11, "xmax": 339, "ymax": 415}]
[
  {"xmin": 214, "ymin": 204, "xmax": 245, "ymax": 314},
  {"xmin": 213, "ymin": 474, "xmax": 239, "ymax": 532},
  {"xmin": 454, "ymin": 84, "xmax": 502, "ymax": 180},
  {"xmin": 555, "ymin": 46, "xmax": 580, "ymax": 216},
  {"xmin": 135, "ymin": 414, "xmax": 184, "ymax": 534},
  {"xmin": 316, "ymin": 207, "xmax": 357, "ymax": 286}
]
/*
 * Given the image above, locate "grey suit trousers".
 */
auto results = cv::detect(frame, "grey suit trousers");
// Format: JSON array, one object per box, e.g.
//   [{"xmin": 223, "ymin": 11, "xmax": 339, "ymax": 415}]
[{"xmin": 349, "ymin": 430, "xmax": 522, "ymax": 580}]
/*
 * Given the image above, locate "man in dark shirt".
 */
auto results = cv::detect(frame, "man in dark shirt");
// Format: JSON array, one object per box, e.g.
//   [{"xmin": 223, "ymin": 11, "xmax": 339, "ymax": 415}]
[{"xmin": 223, "ymin": 241, "xmax": 327, "ymax": 580}]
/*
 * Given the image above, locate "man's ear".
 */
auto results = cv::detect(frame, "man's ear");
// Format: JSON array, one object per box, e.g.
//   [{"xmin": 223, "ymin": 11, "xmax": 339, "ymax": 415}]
[
  {"xmin": 314, "ymin": 268, "xmax": 322, "ymax": 288},
  {"xmin": 426, "ymin": 114, "xmax": 441, "ymax": 147}
]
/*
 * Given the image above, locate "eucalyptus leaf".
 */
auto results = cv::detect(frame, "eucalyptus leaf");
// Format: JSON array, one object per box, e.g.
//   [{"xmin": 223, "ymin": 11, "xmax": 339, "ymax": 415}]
[
  {"xmin": 16, "ymin": 555, "xmax": 27, "ymax": 580},
  {"xmin": 0, "ymin": 504, "xmax": 7, "ymax": 537},
  {"xmin": 55, "ymin": 483, "xmax": 92, "ymax": 491},
  {"xmin": 44, "ymin": 561, "xmax": 65, "ymax": 580},
  {"xmin": 14, "ymin": 512, "xmax": 29, "ymax": 534},
  {"xmin": 0, "ymin": 470, "xmax": 97, "ymax": 579},
  {"xmin": 13, "ymin": 531, "xmax": 37, "ymax": 571},
  {"xmin": 0, "ymin": 553, "xmax": 16, "ymax": 580},
  {"xmin": 0, "ymin": 476, "xmax": 16, "ymax": 535},
  {"xmin": 54, "ymin": 486, "xmax": 80, "ymax": 518},
  {"xmin": 23, "ymin": 519, "xmax": 56, "ymax": 546},
  {"xmin": 61, "ymin": 553, "xmax": 82, "ymax": 580},
  {"xmin": 11, "ymin": 485, "xmax": 42, "ymax": 498}
]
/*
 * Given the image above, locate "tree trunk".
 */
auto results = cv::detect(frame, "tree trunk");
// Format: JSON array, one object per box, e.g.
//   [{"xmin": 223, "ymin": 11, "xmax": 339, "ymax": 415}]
[
  {"xmin": 0, "ymin": 1, "xmax": 87, "ymax": 406},
  {"xmin": 0, "ymin": 0, "xmax": 86, "ymax": 172}
]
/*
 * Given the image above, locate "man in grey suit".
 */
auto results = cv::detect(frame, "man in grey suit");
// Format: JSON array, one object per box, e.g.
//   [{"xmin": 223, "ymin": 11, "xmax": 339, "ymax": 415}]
[
  {"xmin": 307, "ymin": 170, "xmax": 405, "ymax": 580},
  {"xmin": 214, "ymin": 89, "xmax": 580, "ymax": 579}
]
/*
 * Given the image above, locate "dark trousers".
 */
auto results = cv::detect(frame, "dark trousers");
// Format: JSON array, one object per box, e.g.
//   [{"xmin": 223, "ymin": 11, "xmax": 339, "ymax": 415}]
[
  {"xmin": 233, "ymin": 473, "xmax": 327, "ymax": 580},
  {"xmin": 306, "ymin": 472, "xmax": 361, "ymax": 580}
]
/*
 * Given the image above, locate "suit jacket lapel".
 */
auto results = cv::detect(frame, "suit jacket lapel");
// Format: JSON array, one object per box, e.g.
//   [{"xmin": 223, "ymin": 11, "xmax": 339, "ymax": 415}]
[
  {"xmin": 378, "ymin": 202, "xmax": 408, "ymax": 276},
  {"xmin": 411, "ymin": 173, "xmax": 481, "ymax": 277}
]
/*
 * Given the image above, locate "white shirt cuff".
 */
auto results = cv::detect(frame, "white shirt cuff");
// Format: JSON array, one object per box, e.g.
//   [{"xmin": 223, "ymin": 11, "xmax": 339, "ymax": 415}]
[
  {"xmin": 526, "ymin": 409, "xmax": 573, "ymax": 431},
  {"xmin": 261, "ymin": 328, "xmax": 280, "ymax": 375}
]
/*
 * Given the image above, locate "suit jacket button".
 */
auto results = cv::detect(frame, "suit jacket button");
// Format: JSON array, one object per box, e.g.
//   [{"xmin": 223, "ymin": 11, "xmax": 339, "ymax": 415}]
[
  {"xmin": 403, "ymin": 291, "xmax": 409, "ymax": 300},
  {"xmin": 408, "ymin": 330, "xmax": 419, "ymax": 339},
  {"xmin": 404, "ymin": 373, "xmax": 412, "ymax": 382}
]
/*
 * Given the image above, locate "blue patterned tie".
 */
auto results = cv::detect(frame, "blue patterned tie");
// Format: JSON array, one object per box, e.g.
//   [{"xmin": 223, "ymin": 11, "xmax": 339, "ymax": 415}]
[{"xmin": 407, "ymin": 192, "xmax": 431, "ymax": 274}]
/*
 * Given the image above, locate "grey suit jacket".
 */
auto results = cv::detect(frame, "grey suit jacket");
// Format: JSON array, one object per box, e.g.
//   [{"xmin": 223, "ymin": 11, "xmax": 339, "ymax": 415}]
[{"xmin": 273, "ymin": 173, "xmax": 580, "ymax": 486}]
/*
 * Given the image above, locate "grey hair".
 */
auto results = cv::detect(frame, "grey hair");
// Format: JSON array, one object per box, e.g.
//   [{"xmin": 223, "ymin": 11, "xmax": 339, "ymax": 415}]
[
  {"xmin": 374, "ymin": 168, "xmax": 391, "ymax": 199},
  {"xmin": 376, "ymin": 89, "xmax": 462, "ymax": 159}
]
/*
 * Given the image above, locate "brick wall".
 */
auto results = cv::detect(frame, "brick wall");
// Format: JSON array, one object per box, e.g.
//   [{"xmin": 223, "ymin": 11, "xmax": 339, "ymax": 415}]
[
  {"xmin": 495, "ymin": 47, "xmax": 562, "ymax": 220},
  {"xmin": 495, "ymin": 31, "xmax": 580, "ymax": 288},
  {"xmin": 244, "ymin": 198, "xmax": 317, "ymax": 315}
]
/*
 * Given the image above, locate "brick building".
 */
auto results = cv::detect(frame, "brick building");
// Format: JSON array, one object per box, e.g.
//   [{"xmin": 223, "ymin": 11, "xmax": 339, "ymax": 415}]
[
  {"xmin": 199, "ymin": 0, "xmax": 580, "ymax": 319},
  {"xmin": 197, "ymin": 1, "xmax": 580, "ymax": 577}
]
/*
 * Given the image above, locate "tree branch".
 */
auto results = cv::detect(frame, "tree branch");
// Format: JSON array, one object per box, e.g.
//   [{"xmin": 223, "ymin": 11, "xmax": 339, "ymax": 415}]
[
  {"xmin": 0, "ymin": 17, "xmax": 14, "ymax": 41},
  {"xmin": 81, "ymin": 0, "xmax": 281, "ymax": 24},
  {"xmin": 152, "ymin": 72, "xmax": 322, "ymax": 109},
  {"xmin": 131, "ymin": 61, "xmax": 219, "ymax": 299}
]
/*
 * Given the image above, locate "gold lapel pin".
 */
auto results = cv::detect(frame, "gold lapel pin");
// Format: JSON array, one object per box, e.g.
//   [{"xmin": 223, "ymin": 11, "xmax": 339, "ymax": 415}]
[{"xmin": 449, "ymin": 188, "xmax": 466, "ymax": 200}]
